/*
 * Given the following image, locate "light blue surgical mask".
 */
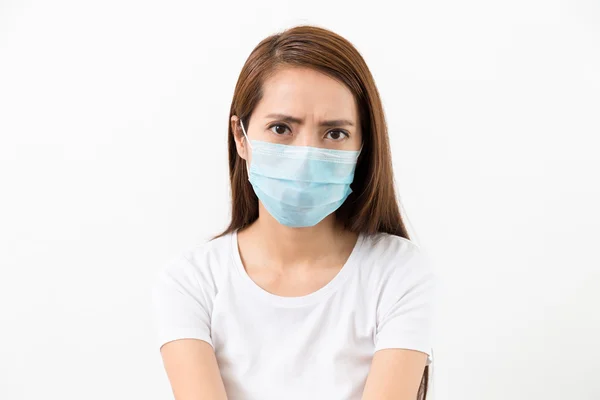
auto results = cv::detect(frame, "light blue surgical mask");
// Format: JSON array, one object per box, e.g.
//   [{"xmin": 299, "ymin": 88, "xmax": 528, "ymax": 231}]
[{"xmin": 240, "ymin": 120, "xmax": 361, "ymax": 228}]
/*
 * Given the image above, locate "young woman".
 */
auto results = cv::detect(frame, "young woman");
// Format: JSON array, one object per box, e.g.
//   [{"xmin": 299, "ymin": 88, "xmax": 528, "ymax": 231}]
[{"xmin": 152, "ymin": 25, "xmax": 436, "ymax": 400}]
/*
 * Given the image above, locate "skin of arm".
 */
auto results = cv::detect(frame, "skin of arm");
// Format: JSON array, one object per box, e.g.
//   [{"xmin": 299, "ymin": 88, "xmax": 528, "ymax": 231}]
[
  {"xmin": 160, "ymin": 339, "xmax": 228, "ymax": 400},
  {"xmin": 361, "ymin": 348, "xmax": 428, "ymax": 400}
]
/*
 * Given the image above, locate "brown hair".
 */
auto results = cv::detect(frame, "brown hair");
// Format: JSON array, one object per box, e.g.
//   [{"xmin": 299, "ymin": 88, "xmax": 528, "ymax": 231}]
[{"xmin": 219, "ymin": 24, "xmax": 428, "ymax": 399}]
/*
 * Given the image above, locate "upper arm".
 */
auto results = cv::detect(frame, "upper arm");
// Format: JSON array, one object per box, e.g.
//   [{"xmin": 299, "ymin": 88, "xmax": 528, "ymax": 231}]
[
  {"xmin": 152, "ymin": 253, "xmax": 227, "ymax": 400},
  {"xmin": 361, "ymin": 348, "xmax": 428, "ymax": 400},
  {"xmin": 160, "ymin": 339, "xmax": 228, "ymax": 400}
]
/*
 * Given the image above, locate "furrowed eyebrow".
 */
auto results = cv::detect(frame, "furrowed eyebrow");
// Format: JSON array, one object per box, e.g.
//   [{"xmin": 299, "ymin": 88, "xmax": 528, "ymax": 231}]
[{"xmin": 265, "ymin": 113, "xmax": 355, "ymax": 127}]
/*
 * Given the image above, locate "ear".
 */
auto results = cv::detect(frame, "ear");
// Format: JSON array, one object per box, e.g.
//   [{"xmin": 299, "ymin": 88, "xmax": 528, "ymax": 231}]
[{"xmin": 230, "ymin": 115, "xmax": 249, "ymax": 161}]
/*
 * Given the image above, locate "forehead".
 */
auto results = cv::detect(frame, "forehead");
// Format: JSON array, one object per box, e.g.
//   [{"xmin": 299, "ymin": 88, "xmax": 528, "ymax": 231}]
[{"xmin": 254, "ymin": 66, "xmax": 358, "ymax": 121}]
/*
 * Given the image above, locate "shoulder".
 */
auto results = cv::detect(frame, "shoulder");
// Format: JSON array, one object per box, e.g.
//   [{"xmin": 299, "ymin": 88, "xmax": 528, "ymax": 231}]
[
  {"xmin": 362, "ymin": 232, "xmax": 421, "ymax": 254},
  {"xmin": 357, "ymin": 232, "xmax": 436, "ymax": 304},
  {"xmin": 151, "ymin": 234, "xmax": 233, "ymax": 350},
  {"xmin": 154, "ymin": 233, "xmax": 234, "ymax": 295},
  {"xmin": 359, "ymin": 232, "xmax": 433, "ymax": 276}
]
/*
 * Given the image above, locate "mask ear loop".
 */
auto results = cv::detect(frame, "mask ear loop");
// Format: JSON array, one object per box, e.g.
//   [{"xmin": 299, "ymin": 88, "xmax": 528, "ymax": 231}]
[
  {"xmin": 239, "ymin": 119, "xmax": 252, "ymax": 178},
  {"xmin": 239, "ymin": 119, "xmax": 253, "ymax": 150}
]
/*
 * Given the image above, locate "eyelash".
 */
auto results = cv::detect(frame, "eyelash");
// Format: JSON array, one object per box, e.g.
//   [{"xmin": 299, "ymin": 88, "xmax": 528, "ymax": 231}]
[{"xmin": 267, "ymin": 123, "xmax": 350, "ymax": 140}]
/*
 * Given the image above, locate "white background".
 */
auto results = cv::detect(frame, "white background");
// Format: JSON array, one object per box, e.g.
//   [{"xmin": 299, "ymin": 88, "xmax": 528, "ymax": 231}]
[{"xmin": 1, "ymin": 0, "xmax": 599, "ymax": 399}]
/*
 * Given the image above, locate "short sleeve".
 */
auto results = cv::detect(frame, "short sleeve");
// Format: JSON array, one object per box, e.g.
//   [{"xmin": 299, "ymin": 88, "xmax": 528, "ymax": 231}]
[
  {"xmin": 151, "ymin": 253, "xmax": 214, "ymax": 350},
  {"xmin": 374, "ymin": 243, "xmax": 437, "ymax": 365}
]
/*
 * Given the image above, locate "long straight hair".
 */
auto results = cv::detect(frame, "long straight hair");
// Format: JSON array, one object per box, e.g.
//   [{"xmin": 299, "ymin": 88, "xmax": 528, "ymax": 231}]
[{"xmin": 218, "ymin": 24, "xmax": 429, "ymax": 399}]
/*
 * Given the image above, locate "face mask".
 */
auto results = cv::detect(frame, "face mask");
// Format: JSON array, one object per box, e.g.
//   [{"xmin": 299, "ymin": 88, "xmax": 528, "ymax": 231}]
[{"xmin": 239, "ymin": 120, "xmax": 361, "ymax": 228}]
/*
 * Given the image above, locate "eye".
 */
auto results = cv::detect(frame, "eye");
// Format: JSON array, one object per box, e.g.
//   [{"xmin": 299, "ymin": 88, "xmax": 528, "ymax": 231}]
[
  {"xmin": 268, "ymin": 124, "xmax": 291, "ymax": 135},
  {"xmin": 325, "ymin": 130, "xmax": 349, "ymax": 141}
]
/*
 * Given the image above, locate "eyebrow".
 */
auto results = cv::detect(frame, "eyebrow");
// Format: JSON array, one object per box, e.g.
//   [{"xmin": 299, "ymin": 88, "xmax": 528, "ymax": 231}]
[{"xmin": 265, "ymin": 113, "xmax": 355, "ymax": 127}]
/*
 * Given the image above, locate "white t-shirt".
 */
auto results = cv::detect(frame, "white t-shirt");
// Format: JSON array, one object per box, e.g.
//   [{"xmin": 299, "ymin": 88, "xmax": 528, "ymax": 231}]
[{"xmin": 151, "ymin": 231, "xmax": 436, "ymax": 400}]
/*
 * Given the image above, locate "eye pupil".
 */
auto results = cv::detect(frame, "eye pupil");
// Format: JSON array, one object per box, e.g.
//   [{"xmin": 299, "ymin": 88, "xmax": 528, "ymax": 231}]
[{"xmin": 275, "ymin": 125, "xmax": 286, "ymax": 134}]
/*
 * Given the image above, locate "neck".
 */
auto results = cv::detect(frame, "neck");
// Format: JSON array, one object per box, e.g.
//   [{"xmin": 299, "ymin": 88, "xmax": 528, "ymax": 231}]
[{"xmin": 245, "ymin": 203, "xmax": 349, "ymax": 267}]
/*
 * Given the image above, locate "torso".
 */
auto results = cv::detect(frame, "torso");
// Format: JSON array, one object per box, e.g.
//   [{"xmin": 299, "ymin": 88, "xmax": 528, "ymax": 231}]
[
  {"xmin": 156, "ymin": 229, "xmax": 434, "ymax": 400},
  {"xmin": 214, "ymin": 230, "xmax": 373, "ymax": 400}
]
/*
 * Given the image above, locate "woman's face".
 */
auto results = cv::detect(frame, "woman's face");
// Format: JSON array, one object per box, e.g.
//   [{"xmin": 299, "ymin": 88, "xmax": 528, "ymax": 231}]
[{"xmin": 233, "ymin": 66, "xmax": 362, "ymax": 161}]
